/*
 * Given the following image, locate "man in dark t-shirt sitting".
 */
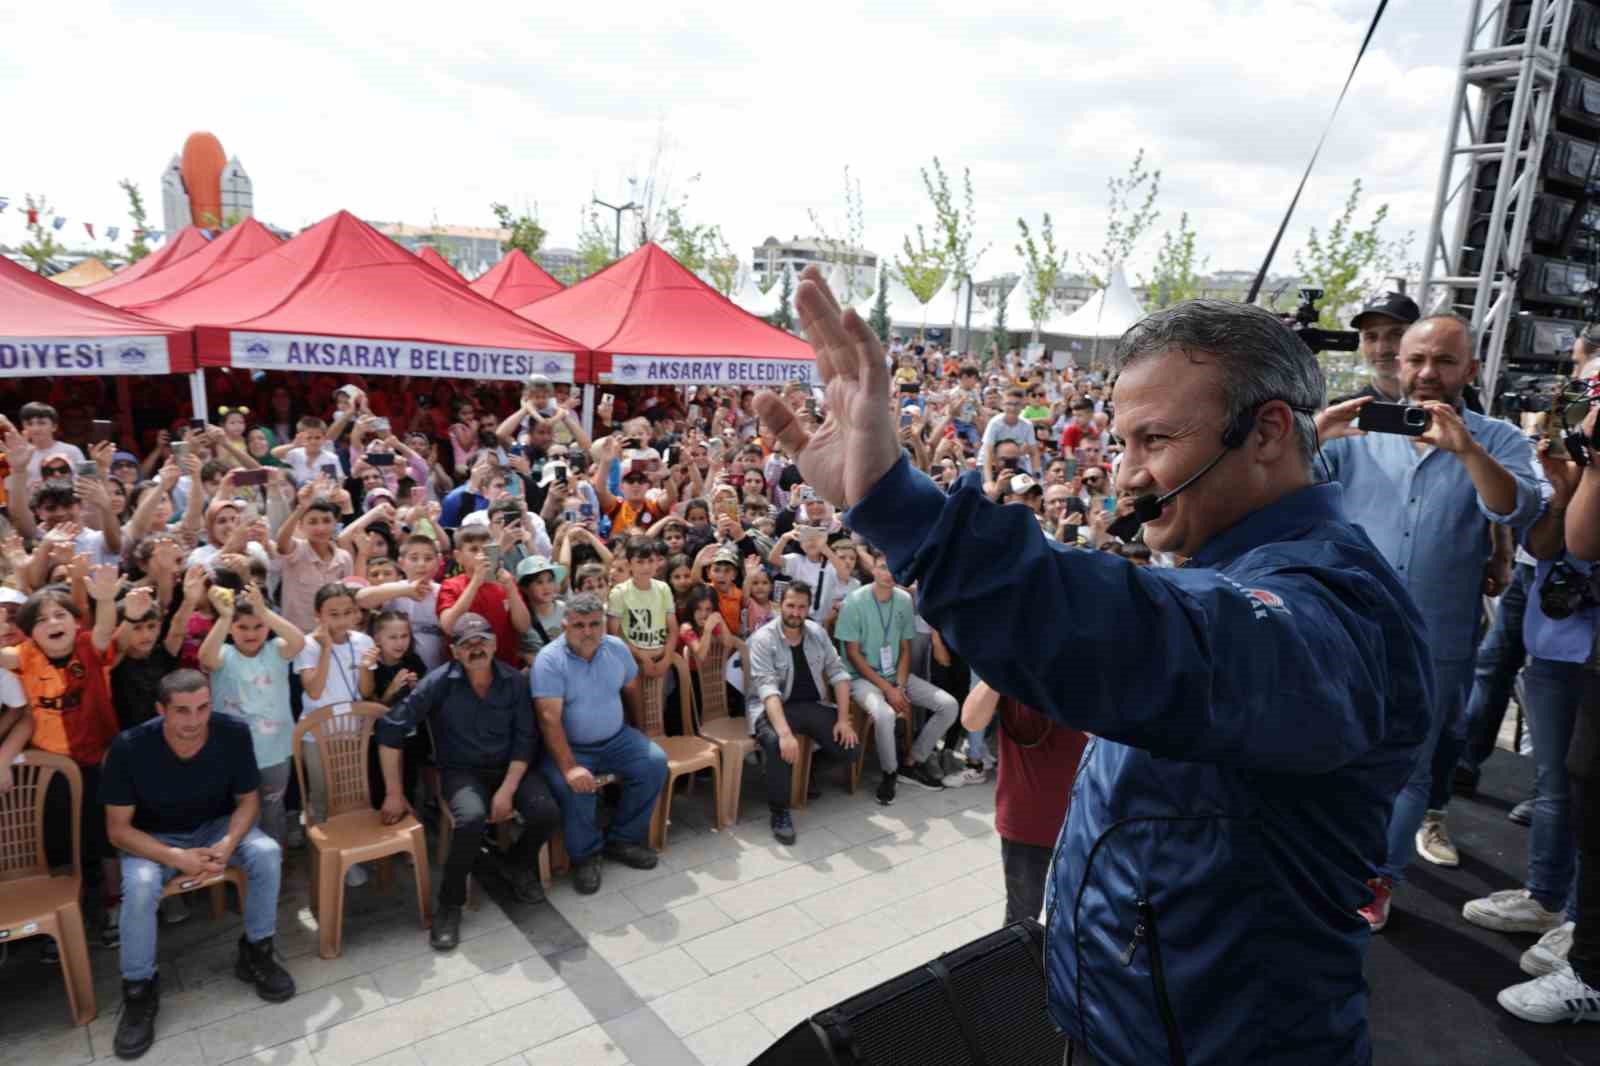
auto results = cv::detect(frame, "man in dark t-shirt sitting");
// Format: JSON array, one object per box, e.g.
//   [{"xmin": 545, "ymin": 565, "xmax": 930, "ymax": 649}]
[{"xmin": 101, "ymin": 669, "xmax": 295, "ymax": 1060}]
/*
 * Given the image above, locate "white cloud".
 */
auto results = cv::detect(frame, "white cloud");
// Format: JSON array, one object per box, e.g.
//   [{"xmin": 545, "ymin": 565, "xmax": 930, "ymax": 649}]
[{"xmin": 1, "ymin": 0, "xmax": 1467, "ymax": 291}]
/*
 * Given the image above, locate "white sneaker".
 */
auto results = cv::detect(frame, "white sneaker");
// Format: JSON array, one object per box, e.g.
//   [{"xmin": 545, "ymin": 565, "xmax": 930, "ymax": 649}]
[
  {"xmin": 344, "ymin": 863, "xmax": 370, "ymax": 888},
  {"xmin": 1497, "ymin": 962, "xmax": 1600, "ymax": 1024},
  {"xmin": 1414, "ymin": 810, "xmax": 1458, "ymax": 867},
  {"xmin": 159, "ymin": 895, "xmax": 189, "ymax": 926},
  {"xmin": 1522, "ymin": 921, "xmax": 1575, "ymax": 977},
  {"xmin": 941, "ymin": 765, "xmax": 990, "ymax": 788},
  {"xmin": 1463, "ymin": 889, "xmax": 1565, "ymax": 934}
]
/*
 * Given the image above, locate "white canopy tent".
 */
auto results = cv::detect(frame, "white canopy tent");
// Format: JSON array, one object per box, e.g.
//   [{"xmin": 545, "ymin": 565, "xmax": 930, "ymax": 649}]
[{"xmin": 1042, "ymin": 264, "xmax": 1145, "ymax": 340}]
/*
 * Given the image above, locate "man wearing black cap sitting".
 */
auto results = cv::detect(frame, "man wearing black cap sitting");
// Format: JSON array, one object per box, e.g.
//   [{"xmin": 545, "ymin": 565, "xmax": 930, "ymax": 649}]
[
  {"xmin": 1331, "ymin": 291, "xmax": 1419, "ymax": 405},
  {"xmin": 376, "ymin": 612, "xmax": 561, "ymax": 951}
]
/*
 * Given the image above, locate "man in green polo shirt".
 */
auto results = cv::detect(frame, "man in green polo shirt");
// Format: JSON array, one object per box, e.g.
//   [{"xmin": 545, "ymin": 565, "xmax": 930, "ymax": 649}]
[{"xmin": 834, "ymin": 549, "xmax": 959, "ymax": 804}]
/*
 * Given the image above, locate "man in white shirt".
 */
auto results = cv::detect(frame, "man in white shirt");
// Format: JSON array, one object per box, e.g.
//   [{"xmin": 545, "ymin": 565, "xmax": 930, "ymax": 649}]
[{"xmin": 981, "ymin": 387, "xmax": 1041, "ymax": 481}]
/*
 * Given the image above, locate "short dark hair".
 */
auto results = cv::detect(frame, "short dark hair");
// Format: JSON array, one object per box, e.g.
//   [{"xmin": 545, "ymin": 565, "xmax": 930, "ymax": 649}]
[
  {"xmin": 783, "ymin": 580, "xmax": 813, "ymax": 604},
  {"xmin": 313, "ymin": 583, "xmax": 357, "ymax": 613},
  {"xmin": 19, "ymin": 585, "xmax": 79, "ymax": 634},
  {"xmin": 371, "ymin": 608, "xmax": 411, "ymax": 633},
  {"xmin": 487, "ymin": 498, "xmax": 524, "ymax": 521},
  {"xmin": 157, "ymin": 669, "xmax": 209, "ymax": 706},
  {"xmin": 624, "ymin": 536, "xmax": 661, "ymax": 561},
  {"xmin": 18, "ymin": 402, "xmax": 58, "ymax": 425},
  {"xmin": 401, "ymin": 533, "xmax": 439, "ymax": 554},
  {"xmin": 297, "ymin": 415, "xmax": 327, "ymax": 433},
  {"xmin": 304, "ymin": 499, "xmax": 341, "ymax": 522},
  {"xmin": 455, "ymin": 526, "xmax": 492, "ymax": 549},
  {"xmin": 1071, "ymin": 397, "xmax": 1094, "ymax": 412},
  {"xmin": 30, "ymin": 479, "xmax": 79, "ymax": 511}
]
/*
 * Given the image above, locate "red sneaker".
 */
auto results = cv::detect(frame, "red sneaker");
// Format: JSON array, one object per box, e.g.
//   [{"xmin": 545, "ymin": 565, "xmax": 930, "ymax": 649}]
[{"xmin": 1360, "ymin": 877, "xmax": 1392, "ymax": 933}]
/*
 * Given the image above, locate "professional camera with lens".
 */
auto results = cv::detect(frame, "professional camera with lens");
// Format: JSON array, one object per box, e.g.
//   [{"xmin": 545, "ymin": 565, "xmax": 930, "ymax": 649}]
[{"xmin": 1281, "ymin": 289, "xmax": 1360, "ymax": 354}]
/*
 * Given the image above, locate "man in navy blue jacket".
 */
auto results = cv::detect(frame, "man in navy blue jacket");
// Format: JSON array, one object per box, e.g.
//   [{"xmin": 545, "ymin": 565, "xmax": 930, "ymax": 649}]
[{"xmin": 754, "ymin": 269, "xmax": 1434, "ymax": 1066}]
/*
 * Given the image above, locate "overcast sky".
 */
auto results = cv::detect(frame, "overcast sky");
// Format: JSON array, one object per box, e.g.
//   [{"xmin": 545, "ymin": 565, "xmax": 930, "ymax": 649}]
[{"xmin": 1, "ymin": 1, "xmax": 1464, "ymax": 287}]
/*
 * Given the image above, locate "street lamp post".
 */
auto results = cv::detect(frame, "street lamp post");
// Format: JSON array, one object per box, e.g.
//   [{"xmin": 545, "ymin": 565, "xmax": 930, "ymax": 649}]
[{"xmin": 592, "ymin": 197, "xmax": 640, "ymax": 257}]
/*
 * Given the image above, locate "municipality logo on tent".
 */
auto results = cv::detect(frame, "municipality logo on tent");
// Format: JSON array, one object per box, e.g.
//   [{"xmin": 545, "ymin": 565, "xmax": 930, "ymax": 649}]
[
  {"xmin": 115, "ymin": 346, "xmax": 149, "ymax": 367},
  {"xmin": 620, "ymin": 363, "xmax": 639, "ymax": 379},
  {"xmin": 241, "ymin": 340, "xmax": 273, "ymax": 363},
  {"xmin": 542, "ymin": 359, "xmax": 563, "ymax": 374}
]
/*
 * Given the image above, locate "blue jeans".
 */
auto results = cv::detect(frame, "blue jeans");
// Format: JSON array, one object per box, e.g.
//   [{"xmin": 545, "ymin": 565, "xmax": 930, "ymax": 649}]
[
  {"xmin": 1523, "ymin": 657, "xmax": 1582, "ymax": 918},
  {"xmin": 1460, "ymin": 564, "xmax": 1533, "ymax": 774},
  {"xmin": 1384, "ymin": 657, "xmax": 1474, "ymax": 882},
  {"xmin": 539, "ymin": 727, "xmax": 668, "ymax": 862},
  {"xmin": 119, "ymin": 817, "xmax": 283, "ymax": 981}
]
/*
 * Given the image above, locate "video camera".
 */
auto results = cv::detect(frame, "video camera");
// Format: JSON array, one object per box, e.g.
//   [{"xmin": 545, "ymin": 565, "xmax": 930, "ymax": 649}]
[{"xmin": 1284, "ymin": 288, "xmax": 1359, "ymax": 355}]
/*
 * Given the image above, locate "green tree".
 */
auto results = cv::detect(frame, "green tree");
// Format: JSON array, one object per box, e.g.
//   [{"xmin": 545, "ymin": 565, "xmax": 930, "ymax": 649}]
[
  {"xmin": 869, "ymin": 268, "xmax": 892, "ymax": 342},
  {"xmin": 1016, "ymin": 213, "xmax": 1069, "ymax": 341},
  {"xmin": 893, "ymin": 225, "xmax": 949, "ymax": 338},
  {"xmin": 549, "ymin": 206, "xmax": 618, "ymax": 284},
  {"xmin": 1082, "ymin": 148, "xmax": 1161, "ymax": 289},
  {"xmin": 754, "ymin": 245, "xmax": 781, "ymax": 294},
  {"xmin": 770, "ymin": 267, "xmax": 796, "ymax": 332},
  {"xmin": 991, "ymin": 275, "xmax": 1014, "ymax": 354},
  {"xmin": 1143, "ymin": 212, "xmax": 1209, "ymax": 309},
  {"xmin": 808, "ymin": 165, "xmax": 871, "ymax": 305},
  {"xmin": 664, "ymin": 206, "xmax": 739, "ymax": 289},
  {"xmin": 119, "ymin": 179, "xmax": 152, "ymax": 262},
  {"xmin": 19, "ymin": 195, "xmax": 63, "ymax": 274},
  {"xmin": 1293, "ymin": 179, "xmax": 1411, "ymax": 327},
  {"xmin": 491, "ymin": 202, "xmax": 548, "ymax": 258},
  {"xmin": 922, "ymin": 156, "xmax": 987, "ymax": 348}
]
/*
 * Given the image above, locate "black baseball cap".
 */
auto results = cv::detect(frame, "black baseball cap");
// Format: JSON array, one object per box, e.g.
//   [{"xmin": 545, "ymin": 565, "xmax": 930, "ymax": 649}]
[{"xmin": 1350, "ymin": 292, "xmax": 1420, "ymax": 329}]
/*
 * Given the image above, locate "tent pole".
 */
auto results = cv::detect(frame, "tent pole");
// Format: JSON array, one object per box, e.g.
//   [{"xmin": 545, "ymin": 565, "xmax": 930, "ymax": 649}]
[
  {"xmin": 581, "ymin": 384, "xmax": 596, "ymax": 438},
  {"xmin": 189, "ymin": 371, "xmax": 209, "ymax": 422}
]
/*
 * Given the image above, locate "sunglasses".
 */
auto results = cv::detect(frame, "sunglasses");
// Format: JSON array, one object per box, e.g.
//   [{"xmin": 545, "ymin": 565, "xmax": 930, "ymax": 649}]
[
  {"xmin": 42, "ymin": 464, "xmax": 71, "ymax": 476},
  {"xmin": 623, "ymin": 475, "xmax": 649, "ymax": 485}
]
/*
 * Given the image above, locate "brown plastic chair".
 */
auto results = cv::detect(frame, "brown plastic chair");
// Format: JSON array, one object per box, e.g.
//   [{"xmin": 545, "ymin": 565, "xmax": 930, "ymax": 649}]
[
  {"xmin": 293, "ymin": 706, "xmax": 431, "ymax": 958},
  {"xmin": 160, "ymin": 867, "xmax": 247, "ymax": 921},
  {"xmin": 846, "ymin": 702, "xmax": 913, "ymax": 794},
  {"xmin": 691, "ymin": 640, "xmax": 755, "ymax": 826},
  {"xmin": 634, "ymin": 656, "xmax": 723, "ymax": 850},
  {"xmin": 0, "ymin": 752, "xmax": 95, "ymax": 1025},
  {"xmin": 785, "ymin": 702, "xmax": 880, "ymax": 809}
]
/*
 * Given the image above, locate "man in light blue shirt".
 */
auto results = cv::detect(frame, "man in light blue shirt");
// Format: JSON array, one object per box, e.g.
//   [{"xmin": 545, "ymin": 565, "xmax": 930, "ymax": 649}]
[
  {"xmin": 532, "ymin": 593, "xmax": 668, "ymax": 895},
  {"xmin": 1319, "ymin": 314, "xmax": 1542, "ymax": 931}
]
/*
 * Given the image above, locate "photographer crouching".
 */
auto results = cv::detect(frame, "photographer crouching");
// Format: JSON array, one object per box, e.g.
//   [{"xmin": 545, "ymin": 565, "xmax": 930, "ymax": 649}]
[{"xmin": 756, "ymin": 269, "xmax": 1434, "ymax": 1066}]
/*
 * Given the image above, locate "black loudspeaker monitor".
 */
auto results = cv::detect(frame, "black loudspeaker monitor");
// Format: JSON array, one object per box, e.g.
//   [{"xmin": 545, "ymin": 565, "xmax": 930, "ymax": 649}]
[{"xmin": 751, "ymin": 921, "xmax": 1065, "ymax": 1066}]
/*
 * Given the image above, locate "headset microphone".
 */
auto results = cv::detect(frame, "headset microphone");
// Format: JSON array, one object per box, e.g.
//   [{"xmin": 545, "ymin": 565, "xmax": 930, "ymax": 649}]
[{"xmin": 1106, "ymin": 448, "xmax": 1234, "ymax": 541}]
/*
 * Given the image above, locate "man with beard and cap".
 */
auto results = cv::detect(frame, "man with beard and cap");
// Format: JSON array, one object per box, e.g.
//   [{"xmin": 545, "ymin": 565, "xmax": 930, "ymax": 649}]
[
  {"xmin": 1319, "ymin": 314, "xmax": 1542, "ymax": 932},
  {"xmin": 376, "ymin": 613, "xmax": 560, "ymax": 951},
  {"xmin": 1331, "ymin": 292, "xmax": 1418, "ymax": 405},
  {"xmin": 753, "ymin": 266, "xmax": 1433, "ymax": 1066}
]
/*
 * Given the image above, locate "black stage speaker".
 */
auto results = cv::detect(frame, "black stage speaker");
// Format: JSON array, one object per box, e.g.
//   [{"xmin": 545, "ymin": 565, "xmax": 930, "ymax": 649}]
[{"xmin": 751, "ymin": 920, "xmax": 1065, "ymax": 1066}]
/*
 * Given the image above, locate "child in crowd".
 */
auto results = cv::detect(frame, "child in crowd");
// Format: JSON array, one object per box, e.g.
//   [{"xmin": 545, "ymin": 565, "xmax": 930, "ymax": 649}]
[
  {"xmin": 0, "ymin": 567, "xmax": 123, "ymax": 947},
  {"xmin": 706, "ymin": 548, "xmax": 743, "ymax": 635},
  {"xmin": 666, "ymin": 553, "xmax": 697, "ymax": 617},
  {"xmin": 110, "ymin": 572, "xmax": 204, "ymax": 731},
  {"xmin": 275, "ymin": 493, "xmax": 354, "ymax": 633},
  {"xmin": 356, "ymin": 534, "xmax": 445, "ymax": 670},
  {"xmin": 275, "ymin": 415, "xmax": 345, "ymax": 484},
  {"xmin": 199, "ymin": 581, "xmax": 306, "ymax": 847},
  {"xmin": 573, "ymin": 562, "xmax": 609, "ymax": 597},
  {"xmin": 742, "ymin": 564, "xmax": 775, "ymax": 636},
  {"xmin": 362, "ymin": 609, "xmax": 428, "ymax": 807},
  {"xmin": 17, "ymin": 401, "xmax": 86, "ymax": 484},
  {"xmin": 295, "ymin": 582, "xmax": 376, "ymax": 885},
  {"xmin": 516, "ymin": 556, "xmax": 568, "ymax": 662},
  {"xmin": 436, "ymin": 526, "xmax": 529, "ymax": 668}
]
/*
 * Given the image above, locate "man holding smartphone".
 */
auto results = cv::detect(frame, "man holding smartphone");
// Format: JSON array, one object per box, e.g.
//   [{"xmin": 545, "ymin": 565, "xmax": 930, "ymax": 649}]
[{"xmin": 1318, "ymin": 314, "xmax": 1542, "ymax": 931}]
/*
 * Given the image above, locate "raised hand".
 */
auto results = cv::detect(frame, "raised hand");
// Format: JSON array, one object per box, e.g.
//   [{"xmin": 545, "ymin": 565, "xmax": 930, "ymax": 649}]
[
  {"xmin": 1314, "ymin": 396, "xmax": 1371, "ymax": 444},
  {"xmin": 87, "ymin": 563, "xmax": 120, "ymax": 601},
  {"xmin": 182, "ymin": 564, "xmax": 209, "ymax": 604},
  {"xmin": 752, "ymin": 266, "xmax": 898, "ymax": 508}
]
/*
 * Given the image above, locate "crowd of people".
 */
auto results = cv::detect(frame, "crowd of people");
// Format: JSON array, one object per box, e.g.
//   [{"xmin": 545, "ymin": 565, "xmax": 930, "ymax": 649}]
[{"xmin": 0, "ymin": 281, "xmax": 1597, "ymax": 1062}]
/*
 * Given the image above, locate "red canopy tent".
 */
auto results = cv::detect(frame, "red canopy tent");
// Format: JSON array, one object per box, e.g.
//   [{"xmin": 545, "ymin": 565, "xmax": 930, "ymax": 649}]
[
  {"xmin": 136, "ymin": 210, "xmax": 588, "ymax": 384},
  {"xmin": 417, "ymin": 245, "xmax": 465, "ymax": 285},
  {"xmin": 93, "ymin": 218, "xmax": 282, "ymax": 310},
  {"xmin": 470, "ymin": 249, "xmax": 564, "ymax": 308},
  {"xmin": 79, "ymin": 226, "xmax": 213, "ymax": 298},
  {"xmin": 516, "ymin": 242, "xmax": 814, "ymax": 388},
  {"xmin": 0, "ymin": 255, "xmax": 195, "ymax": 378}
]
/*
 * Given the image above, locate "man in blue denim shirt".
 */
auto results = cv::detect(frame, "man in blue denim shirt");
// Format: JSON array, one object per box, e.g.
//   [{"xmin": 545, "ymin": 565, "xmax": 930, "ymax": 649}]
[{"xmin": 1318, "ymin": 315, "xmax": 1542, "ymax": 932}]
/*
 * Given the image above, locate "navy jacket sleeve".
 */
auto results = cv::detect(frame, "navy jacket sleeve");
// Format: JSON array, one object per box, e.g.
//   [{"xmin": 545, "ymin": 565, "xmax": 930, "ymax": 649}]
[
  {"xmin": 376, "ymin": 664, "xmax": 446, "ymax": 749},
  {"xmin": 509, "ymin": 667, "xmax": 536, "ymax": 764},
  {"xmin": 847, "ymin": 457, "xmax": 1399, "ymax": 774}
]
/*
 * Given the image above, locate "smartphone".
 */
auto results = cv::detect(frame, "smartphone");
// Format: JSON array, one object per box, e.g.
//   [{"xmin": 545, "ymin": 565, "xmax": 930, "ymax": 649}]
[
  {"xmin": 561, "ymin": 508, "xmax": 580, "ymax": 525},
  {"xmin": 579, "ymin": 502, "xmax": 596, "ymax": 521},
  {"xmin": 1356, "ymin": 402, "xmax": 1432, "ymax": 436},
  {"xmin": 547, "ymin": 462, "xmax": 569, "ymax": 483},
  {"xmin": 1063, "ymin": 458, "xmax": 1078, "ymax": 481},
  {"xmin": 483, "ymin": 545, "xmax": 502, "ymax": 572},
  {"xmin": 898, "ymin": 382, "xmax": 920, "ymax": 395},
  {"xmin": 715, "ymin": 496, "xmax": 740, "ymax": 522},
  {"xmin": 371, "ymin": 417, "xmax": 391, "ymax": 435},
  {"xmin": 189, "ymin": 418, "xmax": 206, "ymax": 432},
  {"xmin": 367, "ymin": 452, "xmax": 397, "ymax": 467},
  {"xmin": 239, "ymin": 502, "xmax": 260, "ymax": 524},
  {"xmin": 172, "ymin": 441, "xmax": 189, "ymax": 460},
  {"xmin": 602, "ymin": 393, "xmax": 615, "ymax": 406},
  {"xmin": 900, "ymin": 413, "xmax": 914, "ymax": 428},
  {"xmin": 509, "ymin": 444, "xmax": 525, "ymax": 457},
  {"xmin": 74, "ymin": 460, "xmax": 100, "ymax": 478},
  {"xmin": 1103, "ymin": 496, "xmax": 1117, "ymax": 514},
  {"xmin": 319, "ymin": 463, "xmax": 339, "ymax": 478},
  {"xmin": 623, "ymin": 437, "xmax": 643, "ymax": 450},
  {"xmin": 233, "ymin": 468, "xmax": 269, "ymax": 487},
  {"xmin": 89, "ymin": 419, "xmax": 116, "ymax": 444}
]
